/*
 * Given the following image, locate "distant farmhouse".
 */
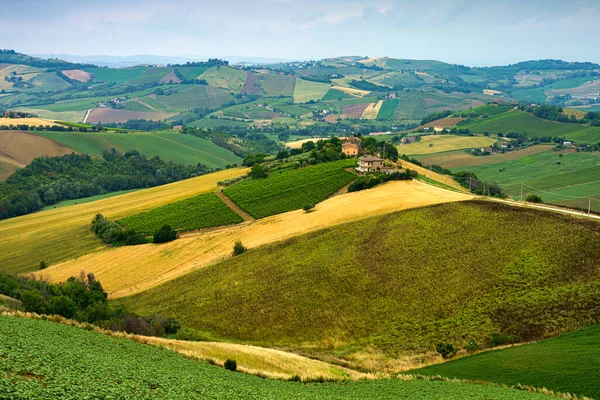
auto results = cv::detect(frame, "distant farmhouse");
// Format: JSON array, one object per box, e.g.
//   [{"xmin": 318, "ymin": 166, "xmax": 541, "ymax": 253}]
[
  {"xmin": 342, "ymin": 136, "xmax": 361, "ymax": 157},
  {"xmin": 356, "ymin": 156, "xmax": 383, "ymax": 173}
]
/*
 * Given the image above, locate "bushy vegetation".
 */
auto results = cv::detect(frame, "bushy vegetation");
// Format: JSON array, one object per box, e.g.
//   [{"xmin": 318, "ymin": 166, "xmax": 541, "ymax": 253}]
[
  {"xmin": 91, "ymin": 213, "xmax": 147, "ymax": 246},
  {"xmin": 348, "ymin": 170, "xmax": 416, "ymax": 192},
  {"xmin": 0, "ymin": 149, "xmax": 211, "ymax": 220},
  {"xmin": 0, "ymin": 273, "xmax": 179, "ymax": 337},
  {"xmin": 117, "ymin": 193, "xmax": 243, "ymax": 234},
  {"xmin": 152, "ymin": 225, "xmax": 177, "ymax": 244},
  {"xmin": 0, "ymin": 317, "xmax": 551, "ymax": 399},
  {"xmin": 122, "ymin": 201, "xmax": 600, "ymax": 365},
  {"xmin": 224, "ymin": 159, "xmax": 357, "ymax": 218},
  {"xmin": 413, "ymin": 325, "xmax": 600, "ymax": 399}
]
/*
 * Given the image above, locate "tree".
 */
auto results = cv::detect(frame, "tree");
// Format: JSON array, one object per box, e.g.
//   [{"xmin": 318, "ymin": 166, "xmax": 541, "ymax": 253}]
[
  {"xmin": 39, "ymin": 260, "xmax": 47, "ymax": 270},
  {"xmin": 248, "ymin": 164, "xmax": 268, "ymax": 179},
  {"xmin": 303, "ymin": 204, "xmax": 315, "ymax": 212},
  {"xmin": 232, "ymin": 241, "xmax": 247, "ymax": 256},
  {"xmin": 435, "ymin": 343, "xmax": 457, "ymax": 359},
  {"xmin": 526, "ymin": 194, "xmax": 543, "ymax": 203},
  {"xmin": 153, "ymin": 225, "xmax": 177, "ymax": 244},
  {"xmin": 224, "ymin": 359, "xmax": 237, "ymax": 371}
]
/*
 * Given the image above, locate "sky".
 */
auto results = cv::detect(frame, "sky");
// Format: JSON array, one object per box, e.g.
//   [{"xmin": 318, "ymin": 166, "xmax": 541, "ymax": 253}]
[{"xmin": 1, "ymin": 0, "xmax": 599, "ymax": 66}]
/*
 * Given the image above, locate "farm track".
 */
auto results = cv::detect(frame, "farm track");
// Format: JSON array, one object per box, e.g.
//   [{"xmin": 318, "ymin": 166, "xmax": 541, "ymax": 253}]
[
  {"xmin": 83, "ymin": 108, "xmax": 92, "ymax": 124},
  {"xmin": 132, "ymin": 98, "xmax": 157, "ymax": 111},
  {"xmin": 216, "ymin": 190, "xmax": 254, "ymax": 222}
]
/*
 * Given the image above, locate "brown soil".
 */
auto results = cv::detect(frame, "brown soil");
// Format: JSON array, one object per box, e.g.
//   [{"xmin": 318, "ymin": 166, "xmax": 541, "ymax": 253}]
[
  {"xmin": 159, "ymin": 69, "xmax": 181, "ymax": 84},
  {"xmin": 62, "ymin": 69, "xmax": 92, "ymax": 82},
  {"xmin": 0, "ymin": 130, "xmax": 75, "ymax": 167},
  {"xmin": 241, "ymin": 72, "xmax": 263, "ymax": 95},
  {"xmin": 341, "ymin": 103, "xmax": 370, "ymax": 119}
]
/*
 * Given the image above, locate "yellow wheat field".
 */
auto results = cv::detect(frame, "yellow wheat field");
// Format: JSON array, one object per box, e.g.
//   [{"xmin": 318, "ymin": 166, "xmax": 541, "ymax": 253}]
[
  {"xmin": 331, "ymin": 85, "xmax": 370, "ymax": 97},
  {"xmin": 361, "ymin": 100, "xmax": 383, "ymax": 119},
  {"xmin": 38, "ymin": 180, "xmax": 473, "ymax": 297},
  {"xmin": 0, "ymin": 168, "xmax": 248, "ymax": 274},
  {"xmin": 0, "ymin": 117, "xmax": 60, "ymax": 127},
  {"xmin": 398, "ymin": 159, "xmax": 468, "ymax": 192}
]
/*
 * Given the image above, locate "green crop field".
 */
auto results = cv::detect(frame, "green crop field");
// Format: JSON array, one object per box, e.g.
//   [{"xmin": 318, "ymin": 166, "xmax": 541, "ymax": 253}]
[
  {"xmin": 377, "ymin": 99, "xmax": 400, "ymax": 120},
  {"xmin": 453, "ymin": 150, "xmax": 600, "ymax": 211},
  {"xmin": 189, "ymin": 118, "xmax": 252, "ymax": 129},
  {"xmin": 256, "ymin": 74, "xmax": 296, "ymax": 97},
  {"xmin": 511, "ymin": 77, "xmax": 592, "ymax": 103},
  {"xmin": 394, "ymin": 92, "xmax": 427, "ymax": 121},
  {"xmin": 118, "ymin": 192, "xmax": 243, "ymax": 234},
  {"xmin": 293, "ymin": 79, "xmax": 331, "ymax": 103},
  {"xmin": 124, "ymin": 99, "xmax": 154, "ymax": 112},
  {"xmin": 223, "ymin": 159, "xmax": 356, "ymax": 218},
  {"xmin": 176, "ymin": 66, "xmax": 208, "ymax": 80},
  {"xmin": 124, "ymin": 67, "xmax": 171, "ymax": 86},
  {"xmin": 32, "ymin": 131, "xmax": 241, "ymax": 169},
  {"xmin": 154, "ymin": 85, "xmax": 233, "ymax": 111},
  {"xmin": 42, "ymin": 189, "xmax": 144, "ymax": 211},
  {"xmin": 199, "ymin": 66, "xmax": 247, "ymax": 92},
  {"xmin": 321, "ymin": 89, "xmax": 354, "ymax": 101},
  {"xmin": 458, "ymin": 104, "xmax": 514, "ymax": 116},
  {"xmin": 123, "ymin": 201, "xmax": 600, "ymax": 369},
  {"xmin": 412, "ymin": 325, "xmax": 600, "ymax": 399},
  {"xmin": 30, "ymin": 72, "xmax": 71, "ymax": 91},
  {"xmin": 84, "ymin": 67, "xmax": 146, "ymax": 84},
  {"xmin": 276, "ymin": 104, "xmax": 312, "ymax": 117},
  {"xmin": 0, "ymin": 316, "xmax": 551, "ymax": 400},
  {"xmin": 462, "ymin": 111, "xmax": 600, "ymax": 144}
]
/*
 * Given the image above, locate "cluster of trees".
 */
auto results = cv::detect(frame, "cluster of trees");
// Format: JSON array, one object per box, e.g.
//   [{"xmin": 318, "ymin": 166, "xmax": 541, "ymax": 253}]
[
  {"xmin": 348, "ymin": 170, "xmax": 416, "ymax": 192},
  {"xmin": 420, "ymin": 110, "xmax": 452, "ymax": 125},
  {"xmin": 0, "ymin": 123, "xmax": 105, "ymax": 132},
  {"xmin": 104, "ymin": 119, "xmax": 169, "ymax": 131},
  {"xmin": 0, "ymin": 150, "xmax": 211, "ymax": 220},
  {"xmin": 91, "ymin": 214, "xmax": 147, "ymax": 246},
  {"xmin": 0, "ymin": 272, "xmax": 180, "ymax": 337},
  {"xmin": 0, "ymin": 50, "xmax": 93, "ymax": 70},
  {"xmin": 349, "ymin": 79, "xmax": 388, "ymax": 91}
]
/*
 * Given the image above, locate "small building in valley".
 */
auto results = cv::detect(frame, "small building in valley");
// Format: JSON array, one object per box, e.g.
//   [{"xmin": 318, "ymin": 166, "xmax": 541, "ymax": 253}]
[
  {"xmin": 357, "ymin": 155, "xmax": 384, "ymax": 173},
  {"xmin": 173, "ymin": 125, "xmax": 183, "ymax": 131},
  {"xmin": 342, "ymin": 136, "xmax": 362, "ymax": 157}
]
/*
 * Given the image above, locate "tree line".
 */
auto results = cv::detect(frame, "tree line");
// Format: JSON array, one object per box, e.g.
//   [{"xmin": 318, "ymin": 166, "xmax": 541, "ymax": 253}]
[{"xmin": 0, "ymin": 149, "xmax": 211, "ymax": 220}]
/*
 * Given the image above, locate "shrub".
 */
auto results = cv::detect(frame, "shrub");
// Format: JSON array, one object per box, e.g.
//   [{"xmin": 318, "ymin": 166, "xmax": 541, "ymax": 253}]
[
  {"xmin": 303, "ymin": 204, "xmax": 315, "ymax": 212},
  {"xmin": 526, "ymin": 194, "xmax": 544, "ymax": 203},
  {"xmin": 465, "ymin": 339, "xmax": 482, "ymax": 354},
  {"xmin": 232, "ymin": 241, "xmax": 247, "ymax": 256},
  {"xmin": 435, "ymin": 343, "xmax": 457, "ymax": 359},
  {"xmin": 39, "ymin": 260, "xmax": 47, "ymax": 270},
  {"xmin": 153, "ymin": 225, "xmax": 177, "ymax": 244},
  {"xmin": 224, "ymin": 359, "xmax": 237, "ymax": 371},
  {"xmin": 490, "ymin": 332, "xmax": 516, "ymax": 347}
]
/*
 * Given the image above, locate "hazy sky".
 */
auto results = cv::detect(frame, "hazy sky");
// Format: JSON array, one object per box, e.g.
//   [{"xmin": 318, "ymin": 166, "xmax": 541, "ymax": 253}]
[{"xmin": 2, "ymin": 0, "xmax": 599, "ymax": 66}]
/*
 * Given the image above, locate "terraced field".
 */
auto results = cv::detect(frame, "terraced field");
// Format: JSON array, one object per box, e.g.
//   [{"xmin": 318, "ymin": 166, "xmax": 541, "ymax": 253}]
[{"xmin": 0, "ymin": 316, "xmax": 551, "ymax": 400}]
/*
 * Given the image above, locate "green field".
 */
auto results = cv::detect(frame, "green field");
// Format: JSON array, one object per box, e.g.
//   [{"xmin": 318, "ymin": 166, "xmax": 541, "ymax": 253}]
[
  {"xmin": 458, "ymin": 104, "xmax": 514, "ymax": 116},
  {"xmin": 453, "ymin": 150, "xmax": 600, "ymax": 211},
  {"xmin": 255, "ymin": 74, "xmax": 296, "ymax": 97},
  {"xmin": 32, "ymin": 131, "xmax": 241, "ymax": 169},
  {"xmin": 0, "ymin": 316, "xmax": 551, "ymax": 400},
  {"xmin": 224, "ymin": 160, "xmax": 356, "ymax": 218},
  {"xmin": 377, "ymin": 99, "xmax": 400, "ymax": 120},
  {"xmin": 511, "ymin": 77, "xmax": 592, "ymax": 103},
  {"xmin": 118, "ymin": 192, "xmax": 243, "ymax": 234},
  {"xmin": 176, "ymin": 66, "xmax": 208, "ymax": 80},
  {"xmin": 124, "ymin": 67, "xmax": 171, "ymax": 86},
  {"xmin": 41, "ymin": 189, "xmax": 144, "ymax": 211},
  {"xmin": 413, "ymin": 325, "xmax": 600, "ymax": 399},
  {"xmin": 293, "ymin": 79, "xmax": 331, "ymax": 103},
  {"xmin": 154, "ymin": 85, "xmax": 233, "ymax": 111},
  {"xmin": 84, "ymin": 67, "xmax": 147, "ymax": 84},
  {"xmin": 122, "ymin": 201, "xmax": 600, "ymax": 367},
  {"xmin": 394, "ymin": 92, "xmax": 427, "ymax": 121},
  {"xmin": 199, "ymin": 66, "xmax": 247, "ymax": 92},
  {"xmin": 124, "ymin": 99, "xmax": 154, "ymax": 112},
  {"xmin": 30, "ymin": 72, "xmax": 71, "ymax": 91},
  {"xmin": 321, "ymin": 89, "xmax": 354, "ymax": 102},
  {"xmin": 462, "ymin": 111, "xmax": 600, "ymax": 144},
  {"xmin": 276, "ymin": 104, "xmax": 313, "ymax": 117},
  {"xmin": 189, "ymin": 118, "xmax": 252, "ymax": 129}
]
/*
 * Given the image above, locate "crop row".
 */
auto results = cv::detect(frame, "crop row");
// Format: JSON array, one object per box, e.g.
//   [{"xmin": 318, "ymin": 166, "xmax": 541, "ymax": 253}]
[{"xmin": 118, "ymin": 192, "xmax": 242, "ymax": 234}]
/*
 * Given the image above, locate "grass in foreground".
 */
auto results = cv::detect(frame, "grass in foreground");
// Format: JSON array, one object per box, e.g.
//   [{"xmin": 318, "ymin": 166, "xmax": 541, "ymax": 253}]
[
  {"xmin": 412, "ymin": 325, "xmax": 600, "ymax": 400},
  {"xmin": 0, "ymin": 316, "xmax": 556, "ymax": 399},
  {"xmin": 118, "ymin": 193, "xmax": 243, "ymax": 234},
  {"xmin": 121, "ymin": 201, "xmax": 600, "ymax": 371},
  {"xmin": 224, "ymin": 159, "xmax": 357, "ymax": 218}
]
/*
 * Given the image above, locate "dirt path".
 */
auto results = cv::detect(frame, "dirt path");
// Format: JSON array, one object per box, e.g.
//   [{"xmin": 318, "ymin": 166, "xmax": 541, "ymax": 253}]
[
  {"xmin": 216, "ymin": 190, "xmax": 254, "ymax": 222},
  {"xmin": 83, "ymin": 108, "xmax": 92, "ymax": 124},
  {"xmin": 133, "ymin": 98, "xmax": 157, "ymax": 111}
]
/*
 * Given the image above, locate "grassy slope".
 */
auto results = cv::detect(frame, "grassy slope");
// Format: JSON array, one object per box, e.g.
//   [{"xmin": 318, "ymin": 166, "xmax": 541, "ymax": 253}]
[
  {"xmin": 462, "ymin": 111, "xmax": 600, "ymax": 144},
  {"xmin": 255, "ymin": 74, "xmax": 296, "ymax": 97},
  {"xmin": 377, "ymin": 99, "xmax": 400, "ymax": 120},
  {"xmin": 155, "ymin": 85, "xmax": 232, "ymax": 111},
  {"xmin": 0, "ymin": 317, "xmax": 550, "ymax": 400},
  {"xmin": 122, "ymin": 201, "xmax": 600, "ymax": 363},
  {"xmin": 118, "ymin": 192, "xmax": 243, "ymax": 234},
  {"xmin": 293, "ymin": 79, "xmax": 331, "ymax": 103},
  {"xmin": 398, "ymin": 135, "xmax": 496, "ymax": 155},
  {"xmin": 199, "ymin": 66, "xmax": 247, "ymax": 92},
  {"xmin": 32, "ymin": 131, "xmax": 241, "ymax": 168},
  {"xmin": 412, "ymin": 326, "xmax": 600, "ymax": 400},
  {"xmin": 84, "ymin": 67, "xmax": 147, "ymax": 84},
  {"xmin": 0, "ymin": 168, "xmax": 248, "ymax": 275},
  {"xmin": 224, "ymin": 160, "xmax": 356, "ymax": 218}
]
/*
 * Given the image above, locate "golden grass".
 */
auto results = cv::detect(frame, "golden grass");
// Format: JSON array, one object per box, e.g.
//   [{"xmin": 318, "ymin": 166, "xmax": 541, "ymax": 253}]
[
  {"xmin": 0, "ymin": 168, "xmax": 248, "ymax": 274},
  {"xmin": 38, "ymin": 180, "xmax": 473, "ymax": 297},
  {"xmin": 398, "ymin": 135, "xmax": 496, "ymax": 155},
  {"xmin": 331, "ymin": 85, "xmax": 370, "ymax": 97},
  {"xmin": 361, "ymin": 100, "xmax": 383, "ymax": 120},
  {"xmin": 11, "ymin": 108, "xmax": 87, "ymax": 123},
  {"xmin": 285, "ymin": 137, "xmax": 328, "ymax": 149},
  {"xmin": 563, "ymin": 109, "xmax": 587, "ymax": 119},
  {"xmin": 0, "ymin": 117, "xmax": 60, "ymax": 127},
  {"xmin": 398, "ymin": 159, "xmax": 468, "ymax": 192},
  {"xmin": 1, "ymin": 311, "xmax": 367, "ymax": 381}
]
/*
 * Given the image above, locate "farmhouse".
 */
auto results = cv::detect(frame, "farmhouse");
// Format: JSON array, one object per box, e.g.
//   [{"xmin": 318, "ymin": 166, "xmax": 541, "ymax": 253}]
[
  {"xmin": 342, "ymin": 136, "xmax": 361, "ymax": 157},
  {"xmin": 356, "ymin": 155, "xmax": 383, "ymax": 173},
  {"xmin": 173, "ymin": 125, "xmax": 183, "ymax": 131},
  {"xmin": 401, "ymin": 136, "xmax": 417, "ymax": 144}
]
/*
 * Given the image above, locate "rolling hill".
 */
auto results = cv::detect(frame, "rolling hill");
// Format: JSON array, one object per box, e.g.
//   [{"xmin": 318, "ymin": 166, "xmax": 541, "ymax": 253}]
[{"xmin": 119, "ymin": 201, "xmax": 600, "ymax": 371}]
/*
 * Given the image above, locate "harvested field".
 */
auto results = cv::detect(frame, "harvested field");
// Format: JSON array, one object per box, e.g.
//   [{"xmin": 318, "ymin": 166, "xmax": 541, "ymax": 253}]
[
  {"xmin": 398, "ymin": 159, "xmax": 467, "ymax": 192},
  {"xmin": 361, "ymin": 101, "xmax": 383, "ymax": 119},
  {"xmin": 421, "ymin": 117, "xmax": 465, "ymax": 128},
  {"xmin": 0, "ymin": 117, "xmax": 59, "ymax": 127},
  {"xmin": 414, "ymin": 144, "xmax": 555, "ymax": 169},
  {"xmin": 563, "ymin": 108, "xmax": 587, "ymax": 119},
  {"xmin": 85, "ymin": 108, "xmax": 178, "ymax": 124},
  {"xmin": 341, "ymin": 103, "xmax": 370, "ymax": 119},
  {"xmin": 0, "ymin": 168, "xmax": 248, "ymax": 275},
  {"xmin": 331, "ymin": 85, "xmax": 369, "ymax": 97},
  {"xmin": 547, "ymin": 80, "xmax": 600, "ymax": 98},
  {"xmin": 240, "ymin": 72, "xmax": 263, "ymax": 95},
  {"xmin": 0, "ymin": 130, "xmax": 75, "ymax": 167},
  {"xmin": 159, "ymin": 69, "xmax": 181, "ymax": 84},
  {"xmin": 398, "ymin": 135, "xmax": 495, "ymax": 155},
  {"xmin": 324, "ymin": 114, "xmax": 340, "ymax": 123},
  {"xmin": 61, "ymin": 69, "xmax": 92, "ymax": 82},
  {"xmin": 285, "ymin": 137, "xmax": 323, "ymax": 149},
  {"xmin": 38, "ymin": 180, "xmax": 472, "ymax": 297}
]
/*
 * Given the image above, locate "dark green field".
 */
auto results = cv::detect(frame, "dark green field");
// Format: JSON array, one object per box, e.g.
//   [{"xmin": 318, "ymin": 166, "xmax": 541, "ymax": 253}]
[
  {"xmin": 0, "ymin": 316, "xmax": 554, "ymax": 399},
  {"xmin": 118, "ymin": 193, "xmax": 243, "ymax": 234},
  {"xmin": 224, "ymin": 159, "xmax": 357, "ymax": 218},
  {"xmin": 412, "ymin": 326, "xmax": 600, "ymax": 399},
  {"xmin": 121, "ymin": 201, "xmax": 600, "ymax": 367}
]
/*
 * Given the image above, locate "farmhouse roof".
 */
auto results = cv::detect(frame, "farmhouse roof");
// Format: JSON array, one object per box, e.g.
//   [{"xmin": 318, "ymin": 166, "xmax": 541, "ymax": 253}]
[{"xmin": 360, "ymin": 156, "xmax": 383, "ymax": 162}]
